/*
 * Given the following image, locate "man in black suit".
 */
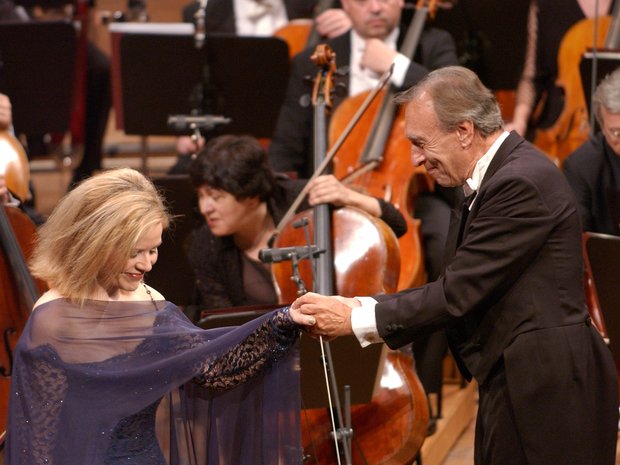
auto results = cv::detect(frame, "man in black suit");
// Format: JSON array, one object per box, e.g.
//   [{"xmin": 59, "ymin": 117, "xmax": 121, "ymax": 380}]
[
  {"xmin": 293, "ymin": 66, "xmax": 618, "ymax": 465},
  {"xmin": 563, "ymin": 67, "xmax": 620, "ymax": 236},
  {"xmin": 268, "ymin": 0, "xmax": 457, "ymax": 177}
]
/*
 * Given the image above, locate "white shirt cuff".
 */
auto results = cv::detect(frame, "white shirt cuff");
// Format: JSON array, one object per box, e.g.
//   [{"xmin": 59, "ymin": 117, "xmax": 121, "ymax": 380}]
[
  {"xmin": 390, "ymin": 54, "xmax": 410, "ymax": 88},
  {"xmin": 351, "ymin": 296, "xmax": 383, "ymax": 347}
]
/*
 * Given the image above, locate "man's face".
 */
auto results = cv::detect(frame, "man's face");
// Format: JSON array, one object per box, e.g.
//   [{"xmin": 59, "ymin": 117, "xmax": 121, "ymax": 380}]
[
  {"xmin": 404, "ymin": 92, "xmax": 475, "ymax": 187},
  {"xmin": 600, "ymin": 105, "xmax": 620, "ymax": 155},
  {"xmin": 341, "ymin": 0, "xmax": 404, "ymax": 40}
]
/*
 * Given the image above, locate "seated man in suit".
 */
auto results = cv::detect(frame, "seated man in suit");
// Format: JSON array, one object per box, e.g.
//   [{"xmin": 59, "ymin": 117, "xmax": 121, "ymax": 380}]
[{"xmin": 563, "ymin": 67, "xmax": 620, "ymax": 236}]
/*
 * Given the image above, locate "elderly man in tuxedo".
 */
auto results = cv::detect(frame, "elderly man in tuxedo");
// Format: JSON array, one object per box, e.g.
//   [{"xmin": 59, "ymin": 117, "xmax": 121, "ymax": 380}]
[{"xmin": 293, "ymin": 66, "xmax": 618, "ymax": 465}]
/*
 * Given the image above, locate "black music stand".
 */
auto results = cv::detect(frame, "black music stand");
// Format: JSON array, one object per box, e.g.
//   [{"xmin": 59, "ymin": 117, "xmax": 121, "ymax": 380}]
[
  {"xmin": 0, "ymin": 21, "xmax": 76, "ymax": 135},
  {"xmin": 584, "ymin": 232, "xmax": 620, "ymax": 362},
  {"xmin": 146, "ymin": 175, "xmax": 202, "ymax": 308},
  {"xmin": 110, "ymin": 24, "xmax": 290, "ymax": 138},
  {"xmin": 580, "ymin": 51, "xmax": 620, "ymax": 132},
  {"xmin": 198, "ymin": 305, "xmax": 385, "ymax": 409}
]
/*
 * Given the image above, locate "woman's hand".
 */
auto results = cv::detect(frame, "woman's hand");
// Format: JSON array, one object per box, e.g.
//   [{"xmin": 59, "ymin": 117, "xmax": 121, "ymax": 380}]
[{"xmin": 306, "ymin": 175, "xmax": 381, "ymax": 217}]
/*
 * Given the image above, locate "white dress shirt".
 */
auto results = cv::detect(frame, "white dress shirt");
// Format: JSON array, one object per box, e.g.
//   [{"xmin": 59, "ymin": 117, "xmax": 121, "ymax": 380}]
[{"xmin": 234, "ymin": 0, "xmax": 289, "ymax": 36}]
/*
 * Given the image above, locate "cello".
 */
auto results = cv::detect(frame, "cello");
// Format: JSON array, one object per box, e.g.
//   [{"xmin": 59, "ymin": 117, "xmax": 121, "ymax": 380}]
[
  {"xmin": 274, "ymin": 0, "xmax": 337, "ymax": 59},
  {"xmin": 331, "ymin": 0, "xmax": 439, "ymax": 291},
  {"xmin": 270, "ymin": 45, "xmax": 429, "ymax": 465},
  {"xmin": 533, "ymin": 1, "xmax": 620, "ymax": 164},
  {"xmin": 0, "ymin": 130, "xmax": 45, "ymax": 446}
]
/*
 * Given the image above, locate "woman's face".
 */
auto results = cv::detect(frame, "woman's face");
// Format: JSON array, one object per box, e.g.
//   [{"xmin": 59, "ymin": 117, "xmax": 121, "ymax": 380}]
[
  {"xmin": 111, "ymin": 222, "xmax": 163, "ymax": 298},
  {"xmin": 196, "ymin": 185, "xmax": 259, "ymax": 237}
]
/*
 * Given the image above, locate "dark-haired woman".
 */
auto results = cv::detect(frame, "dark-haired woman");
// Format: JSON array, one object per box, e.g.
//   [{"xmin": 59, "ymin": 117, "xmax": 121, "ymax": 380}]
[{"xmin": 187, "ymin": 134, "xmax": 407, "ymax": 310}]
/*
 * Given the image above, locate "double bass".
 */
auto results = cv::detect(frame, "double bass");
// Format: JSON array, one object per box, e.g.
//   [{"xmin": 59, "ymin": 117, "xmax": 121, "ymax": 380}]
[
  {"xmin": 270, "ymin": 45, "xmax": 429, "ymax": 465},
  {"xmin": 0, "ymin": 130, "xmax": 45, "ymax": 446}
]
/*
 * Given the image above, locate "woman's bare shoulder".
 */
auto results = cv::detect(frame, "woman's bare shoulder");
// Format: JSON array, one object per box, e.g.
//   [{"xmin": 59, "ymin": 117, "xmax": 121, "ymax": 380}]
[{"xmin": 32, "ymin": 289, "xmax": 64, "ymax": 310}]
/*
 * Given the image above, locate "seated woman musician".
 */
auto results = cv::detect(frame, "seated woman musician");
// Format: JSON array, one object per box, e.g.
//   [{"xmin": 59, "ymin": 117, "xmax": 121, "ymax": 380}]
[
  {"xmin": 187, "ymin": 134, "xmax": 407, "ymax": 311},
  {"xmin": 4, "ymin": 167, "xmax": 313, "ymax": 465}
]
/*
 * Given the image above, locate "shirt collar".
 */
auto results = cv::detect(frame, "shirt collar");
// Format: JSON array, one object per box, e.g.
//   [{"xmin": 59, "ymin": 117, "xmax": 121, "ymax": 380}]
[{"xmin": 463, "ymin": 130, "xmax": 510, "ymax": 203}]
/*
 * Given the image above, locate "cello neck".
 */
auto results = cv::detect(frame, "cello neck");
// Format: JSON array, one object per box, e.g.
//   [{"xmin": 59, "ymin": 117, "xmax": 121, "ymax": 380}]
[
  {"xmin": 311, "ymin": 45, "xmax": 336, "ymax": 295},
  {"xmin": 604, "ymin": 0, "xmax": 620, "ymax": 49},
  {"xmin": 306, "ymin": 0, "xmax": 337, "ymax": 51}
]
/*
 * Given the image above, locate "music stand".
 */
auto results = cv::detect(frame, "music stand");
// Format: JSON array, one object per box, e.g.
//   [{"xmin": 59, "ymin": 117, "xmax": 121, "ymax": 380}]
[
  {"xmin": 584, "ymin": 232, "xmax": 620, "ymax": 362},
  {"xmin": 109, "ymin": 23, "xmax": 290, "ymax": 138},
  {"xmin": 198, "ymin": 305, "xmax": 385, "ymax": 409},
  {"xmin": 0, "ymin": 21, "xmax": 76, "ymax": 135},
  {"xmin": 580, "ymin": 51, "xmax": 620, "ymax": 132},
  {"xmin": 147, "ymin": 174, "xmax": 201, "ymax": 307}
]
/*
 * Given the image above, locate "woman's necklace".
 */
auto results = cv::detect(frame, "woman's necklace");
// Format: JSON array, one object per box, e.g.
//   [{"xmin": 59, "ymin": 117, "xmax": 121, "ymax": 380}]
[{"xmin": 142, "ymin": 281, "xmax": 158, "ymax": 309}]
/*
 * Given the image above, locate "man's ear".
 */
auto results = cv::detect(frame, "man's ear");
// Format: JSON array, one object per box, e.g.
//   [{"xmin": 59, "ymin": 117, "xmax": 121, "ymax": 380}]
[{"xmin": 457, "ymin": 121, "xmax": 474, "ymax": 148}]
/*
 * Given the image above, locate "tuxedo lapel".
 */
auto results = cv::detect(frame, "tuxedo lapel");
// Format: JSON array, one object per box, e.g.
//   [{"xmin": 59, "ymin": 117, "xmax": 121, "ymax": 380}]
[{"xmin": 443, "ymin": 132, "xmax": 524, "ymax": 265}]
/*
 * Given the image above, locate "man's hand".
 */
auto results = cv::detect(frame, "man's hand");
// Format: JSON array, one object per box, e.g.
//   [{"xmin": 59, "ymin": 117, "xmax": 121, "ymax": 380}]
[
  {"xmin": 314, "ymin": 8, "xmax": 352, "ymax": 39},
  {"xmin": 361, "ymin": 39, "xmax": 398, "ymax": 75},
  {"xmin": 291, "ymin": 292, "xmax": 359, "ymax": 338}
]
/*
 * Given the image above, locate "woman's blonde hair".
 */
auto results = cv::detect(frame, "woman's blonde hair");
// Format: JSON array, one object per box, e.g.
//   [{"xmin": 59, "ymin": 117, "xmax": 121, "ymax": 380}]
[{"xmin": 30, "ymin": 168, "xmax": 171, "ymax": 303}]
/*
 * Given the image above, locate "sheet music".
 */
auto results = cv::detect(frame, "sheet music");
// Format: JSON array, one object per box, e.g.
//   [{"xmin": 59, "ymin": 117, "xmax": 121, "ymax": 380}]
[{"xmin": 108, "ymin": 22, "xmax": 194, "ymax": 35}]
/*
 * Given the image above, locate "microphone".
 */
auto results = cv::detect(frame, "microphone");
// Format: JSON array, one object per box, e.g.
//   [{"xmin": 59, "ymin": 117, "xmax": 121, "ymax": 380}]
[
  {"xmin": 259, "ymin": 245, "xmax": 319, "ymax": 263},
  {"xmin": 167, "ymin": 114, "xmax": 231, "ymax": 131}
]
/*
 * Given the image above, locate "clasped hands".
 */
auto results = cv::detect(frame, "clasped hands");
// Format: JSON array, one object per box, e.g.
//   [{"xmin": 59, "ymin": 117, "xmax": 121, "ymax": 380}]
[{"xmin": 288, "ymin": 292, "xmax": 359, "ymax": 339}]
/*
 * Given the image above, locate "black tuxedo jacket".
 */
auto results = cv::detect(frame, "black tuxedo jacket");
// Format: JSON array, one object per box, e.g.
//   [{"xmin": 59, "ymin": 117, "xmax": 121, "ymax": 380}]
[
  {"xmin": 182, "ymin": 0, "xmax": 316, "ymax": 32},
  {"xmin": 374, "ymin": 132, "xmax": 618, "ymax": 464},
  {"xmin": 268, "ymin": 27, "xmax": 458, "ymax": 177}
]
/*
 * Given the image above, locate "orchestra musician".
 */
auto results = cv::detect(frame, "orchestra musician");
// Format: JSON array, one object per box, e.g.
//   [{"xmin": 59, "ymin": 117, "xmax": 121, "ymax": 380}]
[
  {"xmin": 563, "ymin": 67, "xmax": 620, "ymax": 236},
  {"xmin": 186, "ymin": 133, "xmax": 406, "ymax": 311},
  {"xmin": 268, "ymin": 0, "xmax": 458, "ymax": 177},
  {"xmin": 293, "ymin": 66, "xmax": 619, "ymax": 465},
  {"xmin": 505, "ymin": 0, "xmax": 613, "ymax": 140}
]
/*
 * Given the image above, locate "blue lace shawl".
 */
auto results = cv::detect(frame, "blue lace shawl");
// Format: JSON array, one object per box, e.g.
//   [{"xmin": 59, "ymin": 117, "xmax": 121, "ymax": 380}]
[{"xmin": 5, "ymin": 299, "xmax": 301, "ymax": 465}]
